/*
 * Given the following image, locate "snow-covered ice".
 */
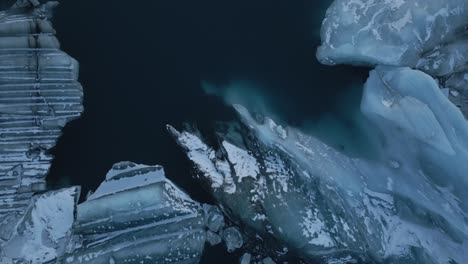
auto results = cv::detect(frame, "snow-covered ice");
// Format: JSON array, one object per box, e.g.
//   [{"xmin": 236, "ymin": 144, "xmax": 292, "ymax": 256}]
[{"xmin": 170, "ymin": 66, "xmax": 468, "ymax": 262}]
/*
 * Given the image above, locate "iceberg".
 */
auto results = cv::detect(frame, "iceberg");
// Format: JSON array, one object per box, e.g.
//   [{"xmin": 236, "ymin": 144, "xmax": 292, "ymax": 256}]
[
  {"xmin": 0, "ymin": 0, "xmax": 83, "ymax": 246},
  {"xmin": 63, "ymin": 162, "xmax": 208, "ymax": 264},
  {"xmin": 170, "ymin": 66, "xmax": 468, "ymax": 263}
]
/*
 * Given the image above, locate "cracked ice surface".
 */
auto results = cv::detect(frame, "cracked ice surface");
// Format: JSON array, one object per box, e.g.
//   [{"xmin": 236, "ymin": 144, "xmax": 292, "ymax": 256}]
[{"xmin": 170, "ymin": 67, "xmax": 468, "ymax": 263}]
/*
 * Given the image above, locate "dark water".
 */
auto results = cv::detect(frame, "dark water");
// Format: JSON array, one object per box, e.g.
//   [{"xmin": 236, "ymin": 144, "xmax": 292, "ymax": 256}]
[
  {"xmin": 0, "ymin": 0, "xmax": 15, "ymax": 10},
  {"xmin": 47, "ymin": 0, "xmax": 368, "ymax": 262}
]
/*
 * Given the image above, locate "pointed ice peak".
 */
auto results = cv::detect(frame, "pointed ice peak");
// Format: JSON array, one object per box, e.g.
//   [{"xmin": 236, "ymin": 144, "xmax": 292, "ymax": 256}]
[
  {"xmin": 105, "ymin": 161, "xmax": 164, "ymax": 180},
  {"xmin": 87, "ymin": 162, "xmax": 165, "ymax": 201}
]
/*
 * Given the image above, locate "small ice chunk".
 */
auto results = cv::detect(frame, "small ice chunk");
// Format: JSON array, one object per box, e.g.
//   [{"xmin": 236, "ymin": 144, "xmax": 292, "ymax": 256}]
[
  {"xmin": 207, "ymin": 230, "xmax": 222, "ymax": 246},
  {"xmin": 240, "ymin": 253, "xmax": 252, "ymax": 264},
  {"xmin": 450, "ymin": 90, "xmax": 460, "ymax": 97},
  {"xmin": 222, "ymin": 227, "xmax": 244, "ymax": 252},
  {"xmin": 262, "ymin": 257, "xmax": 276, "ymax": 264},
  {"xmin": 204, "ymin": 204, "xmax": 225, "ymax": 232}
]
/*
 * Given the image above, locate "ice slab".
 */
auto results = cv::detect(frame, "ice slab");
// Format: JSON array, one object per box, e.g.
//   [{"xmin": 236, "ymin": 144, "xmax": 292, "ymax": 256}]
[{"xmin": 63, "ymin": 162, "xmax": 207, "ymax": 264}]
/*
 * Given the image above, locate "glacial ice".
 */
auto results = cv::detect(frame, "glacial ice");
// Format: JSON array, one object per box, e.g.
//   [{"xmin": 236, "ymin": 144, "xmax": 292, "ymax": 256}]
[
  {"xmin": 170, "ymin": 66, "xmax": 468, "ymax": 263},
  {"xmin": 0, "ymin": 0, "xmax": 83, "ymax": 248}
]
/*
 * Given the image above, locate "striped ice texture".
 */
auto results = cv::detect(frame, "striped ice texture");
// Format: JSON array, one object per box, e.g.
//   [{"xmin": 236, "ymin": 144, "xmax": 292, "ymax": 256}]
[
  {"xmin": 0, "ymin": 0, "xmax": 83, "ymax": 248},
  {"xmin": 63, "ymin": 162, "xmax": 207, "ymax": 264}
]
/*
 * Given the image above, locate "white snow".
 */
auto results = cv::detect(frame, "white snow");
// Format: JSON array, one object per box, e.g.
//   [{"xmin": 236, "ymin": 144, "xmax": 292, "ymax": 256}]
[
  {"xmin": 300, "ymin": 209, "xmax": 334, "ymax": 248},
  {"xmin": 87, "ymin": 162, "xmax": 165, "ymax": 200},
  {"xmin": 168, "ymin": 125, "xmax": 225, "ymax": 189},
  {"xmin": 222, "ymin": 141, "xmax": 259, "ymax": 182},
  {"xmin": 3, "ymin": 187, "xmax": 78, "ymax": 263}
]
